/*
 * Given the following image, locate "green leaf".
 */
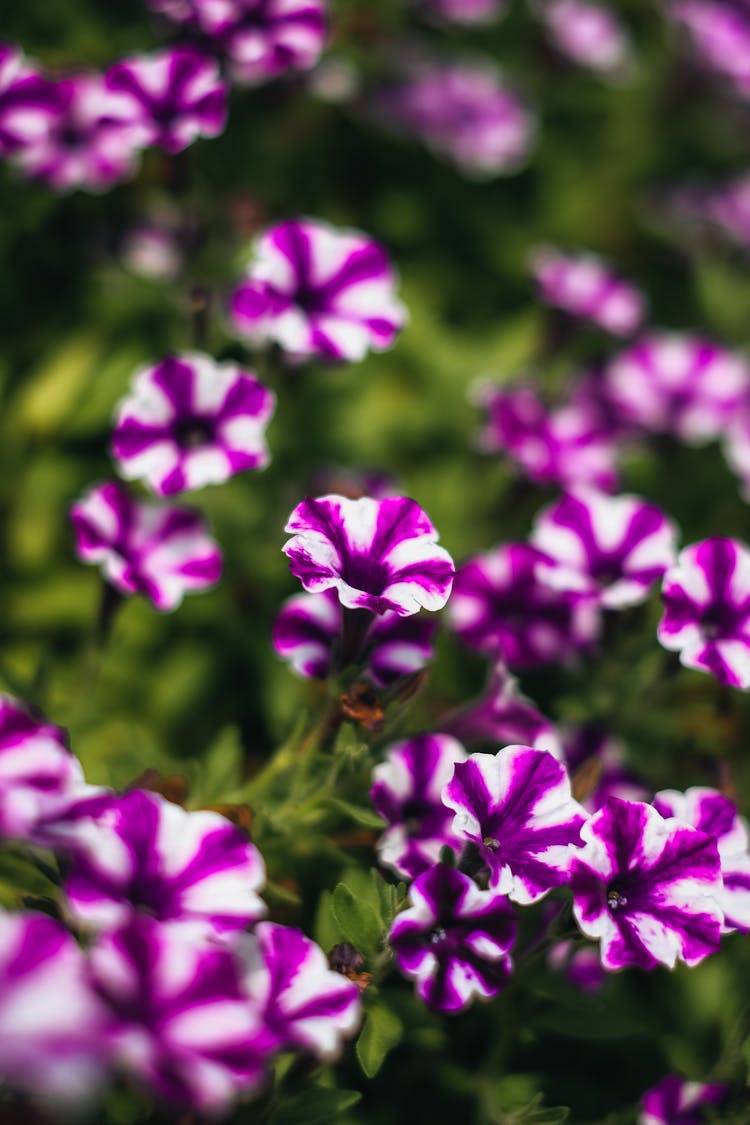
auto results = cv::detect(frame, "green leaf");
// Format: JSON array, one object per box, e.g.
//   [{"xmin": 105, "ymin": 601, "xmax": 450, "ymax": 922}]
[
  {"xmin": 356, "ymin": 1003, "xmax": 404, "ymax": 1077},
  {"xmin": 326, "ymin": 798, "xmax": 386, "ymax": 829},
  {"xmin": 189, "ymin": 725, "xmax": 244, "ymax": 806},
  {"xmin": 331, "ymin": 882, "xmax": 382, "ymax": 955},
  {"xmin": 269, "ymin": 1087, "xmax": 362, "ymax": 1125}
]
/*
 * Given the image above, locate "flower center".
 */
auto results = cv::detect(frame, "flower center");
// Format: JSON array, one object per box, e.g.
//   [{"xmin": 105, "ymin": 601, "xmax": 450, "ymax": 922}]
[
  {"xmin": 341, "ymin": 555, "xmax": 390, "ymax": 597},
  {"xmin": 295, "ymin": 286, "xmax": 326, "ymax": 314},
  {"xmin": 174, "ymin": 417, "xmax": 214, "ymax": 449},
  {"xmin": 429, "ymin": 926, "xmax": 448, "ymax": 945},
  {"xmin": 699, "ymin": 604, "xmax": 732, "ymax": 640},
  {"xmin": 607, "ymin": 887, "xmax": 628, "ymax": 911},
  {"xmin": 482, "ymin": 836, "xmax": 500, "ymax": 850}
]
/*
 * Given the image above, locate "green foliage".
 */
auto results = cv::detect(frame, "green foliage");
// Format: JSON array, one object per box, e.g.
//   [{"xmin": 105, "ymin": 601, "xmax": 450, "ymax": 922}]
[{"xmin": 356, "ymin": 1004, "xmax": 404, "ymax": 1078}]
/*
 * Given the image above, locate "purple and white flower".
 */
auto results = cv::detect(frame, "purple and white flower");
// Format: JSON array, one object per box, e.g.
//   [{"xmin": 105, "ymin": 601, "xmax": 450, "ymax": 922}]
[
  {"xmin": 420, "ymin": 0, "xmax": 506, "ymax": 24},
  {"xmin": 475, "ymin": 380, "xmax": 620, "ymax": 492},
  {"xmin": 389, "ymin": 864, "xmax": 517, "ymax": 1013},
  {"xmin": 548, "ymin": 940, "xmax": 605, "ymax": 992},
  {"xmin": 722, "ymin": 409, "xmax": 750, "ymax": 501},
  {"xmin": 603, "ymin": 332, "xmax": 750, "ymax": 444},
  {"xmin": 443, "ymin": 747, "xmax": 586, "ymax": 903},
  {"xmin": 190, "ymin": 0, "xmax": 327, "ymax": 86},
  {"xmin": 71, "ymin": 481, "xmax": 222, "ymax": 611},
  {"xmin": 561, "ymin": 724, "xmax": 648, "ymax": 812},
  {"xmin": 106, "ymin": 47, "xmax": 227, "ymax": 155},
  {"xmin": 370, "ymin": 734, "xmax": 468, "ymax": 879},
  {"xmin": 569, "ymin": 797, "xmax": 722, "ymax": 971},
  {"xmin": 639, "ymin": 1075, "xmax": 728, "ymax": 1125},
  {"xmin": 111, "ymin": 353, "xmax": 275, "ymax": 496},
  {"xmin": 15, "ymin": 75, "xmax": 145, "ymax": 192},
  {"xmin": 658, "ymin": 538, "xmax": 750, "ymax": 689},
  {"xmin": 282, "ymin": 494, "xmax": 454, "ymax": 617},
  {"xmin": 0, "ymin": 911, "xmax": 107, "ymax": 1106},
  {"xmin": 273, "ymin": 588, "xmax": 436, "ymax": 684},
  {"xmin": 653, "ymin": 787, "xmax": 750, "ymax": 934},
  {"xmin": 0, "ymin": 694, "xmax": 85, "ymax": 843},
  {"xmin": 230, "ymin": 217, "xmax": 406, "ymax": 363},
  {"xmin": 64, "ymin": 788, "xmax": 265, "ymax": 936},
  {"xmin": 441, "ymin": 662, "xmax": 562, "ymax": 757},
  {"xmin": 448, "ymin": 543, "xmax": 600, "ymax": 667},
  {"xmin": 240, "ymin": 922, "xmax": 360, "ymax": 1059},
  {"xmin": 531, "ymin": 248, "xmax": 644, "ymax": 335},
  {"xmin": 530, "ymin": 488, "xmax": 678, "ymax": 609},
  {"xmin": 90, "ymin": 917, "xmax": 267, "ymax": 1110},
  {"xmin": 538, "ymin": 1, "xmax": 634, "ymax": 76},
  {"xmin": 375, "ymin": 60, "xmax": 535, "ymax": 179},
  {"xmin": 0, "ymin": 44, "xmax": 57, "ymax": 158},
  {"xmin": 672, "ymin": 0, "xmax": 750, "ymax": 98}
]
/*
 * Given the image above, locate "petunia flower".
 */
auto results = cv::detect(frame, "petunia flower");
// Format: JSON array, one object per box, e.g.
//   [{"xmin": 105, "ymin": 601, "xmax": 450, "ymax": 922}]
[
  {"xmin": 569, "ymin": 797, "xmax": 722, "ymax": 971},
  {"xmin": 273, "ymin": 587, "xmax": 436, "ymax": 684},
  {"xmin": 0, "ymin": 43, "xmax": 58, "ymax": 158},
  {"xmin": 653, "ymin": 786, "xmax": 750, "ymax": 933},
  {"xmin": 370, "ymin": 734, "xmax": 468, "ymax": 879},
  {"xmin": 105, "ymin": 47, "xmax": 227, "ymax": 154},
  {"xmin": 64, "ymin": 788, "xmax": 266, "ymax": 937},
  {"xmin": 89, "ymin": 917, "xmax": 268, "ymax": 1111},
  {"xmin": 389, "ymin": 863, "xmax": 517, "ymax": 1013},
  {"xmin": 440, "ymin": 662, "xmax": 562, "ymax": 757},
  {"xmin": 111, "ymin": 353, "xmax": 275, "ymax": 496},
  {"xmin": 447, "ymin": 543, "xmax": 600, "ymax": 667},
  {"xmin": 548, "ymin": 940, "xmax": 606, "ymax": 992},
  {"xmin": 538, "ymin": 0, "xmax": 634, "ymax": 76},
  {"xmin": 442, "ymin": 747, "xmax": 587, "ymax": 902},
  {"xmin": 239, "ymin": 922, "xmax": 361, "ymax": 1059},
  {"xmin": 603, "ymin": 332, "xmax": 750, "ymax": 444},
  {"xmin": 638, "ymin": 1074, "xmax": 728, "ymax": 1125},
  {"xmin": 658, "ymin": 537, "xmax": 750, "ymax": 689},
  {"xmin": 672, "ymin": 0, "xmax": 750, "ymax": 98},
  {"xmin": 230, "ymin": 217, "xmax": 407, "ymax": 362},
  {"xmin": 71, "ymin": 481, "xmax": 222, "ymax": 611},
  {"xmin": 530, "ymin": 247, "xmax": 645, "ymax": 335},
  {"xmin": 530, "ymin": 488, "xmax": 678, "ymax": 609},
  {"xmin": 282, "ymin": 494, "xmax": 454, "ymax": 617}
]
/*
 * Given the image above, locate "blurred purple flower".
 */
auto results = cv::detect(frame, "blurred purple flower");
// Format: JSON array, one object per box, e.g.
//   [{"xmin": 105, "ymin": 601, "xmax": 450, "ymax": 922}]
[
  {"xmin": 561, "ymin": 723, "xmax": 648, "ymax": 812},
  {"xmin": 420, "ymin": 0, "xmax": 507, "ymax": 24},
  {"xmin": 639, "ymin": 1074, "xmax": 727, "ymax": 1124},
  {"xmin": 71, "ymin": 481, "xmax": 222, "ymax": 611},
  {"xmin": 570, "ymin": 797, "xmax": 722, "ymax": 971},
  {"xmin": 389, "ymin": 863, "xmax": 517, "ymax": 1013},
  {"xmin": 672, "ymin": 0, "xmax": 750, "ymax": 98},
  {"xmin": 538, "ymin": 0, "xmax": 634, "ymax": 75},
  {"xmin": 530, "ymin": 247, "xmax": 645, "ymax": 334},
  {"xmin": 0, "ymin": 44, "xmax": 58, "ymax": 158},
  {"xmin": 548, "ymin": 940, "xmax": 606, "ymax": 991}
]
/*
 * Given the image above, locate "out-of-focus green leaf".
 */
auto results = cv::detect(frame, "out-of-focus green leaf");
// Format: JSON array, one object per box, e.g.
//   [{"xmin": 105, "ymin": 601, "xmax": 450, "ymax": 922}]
[{"xmin": 356, "ymin": 1003, "xmax": 403, "ymax": 1078}]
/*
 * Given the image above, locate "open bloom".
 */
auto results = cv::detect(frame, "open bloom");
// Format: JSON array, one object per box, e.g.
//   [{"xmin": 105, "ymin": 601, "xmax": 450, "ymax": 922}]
[
  {"xmin": 440, "ymin": 662, "xmax": 562, "ymax": 757},
  {"xmin": 658, "ymin": 538, "xmax": 750, "ymax": 688},
  {"xmin": 389, "ymin": 864, "xmax": 517, "ymax": 1013},
  {"xmin": 240, "ymin": 923, "xmax": 360, "ymax": 1059},
  {"xmin": 64, "ymin": 789, "xmax": 265, "ymax": 937},
  {"xmin": 653, "ymin": 787, "xmax": 750, "ymax": 933},
  {"xmin": 273, "ymin": 588, "xmax": 436, "ymax": 684},
  {"xmin": 0, "ymin": 912, "xmax": 107, "ymax": 1106},
  {"xmin": 370, "ymin": 734, "xmax": 468, "ymax": 878},
  {"xmin": 112, "ymin": 353, "xmax": 275, "ymax": 496},
  {"xmin": 0, "ymin": 44, "xmax": 58, "ymax": 158},
  {"xmin": 106, "ymin": 47, "xmax": 227, "ymax": 154},
  {"xmin": 531, "ymin": 248, "xmax": 644, "ymax": 335},
  {"xmin": 282, "ymin": 494, "xmax": 454, "ymax": 616},
  {"xmin": 90, "ymin": 917, "xmax": 267, "ymax": 1111},
  {"xmin": 639, "ymin": 1075, "xmax": 728, "ymax": 1125},
  {"xmin": 230, "ymin": 218, "xmax": 406, "ymax": 362},
  {"xmin": 448, "ymin": 543, "xmax": 600, "ymax": 667},
  {"xmin": 443, "ymin": 747, "xmax": 586, "ymax": 903},
  {"xmin": 539, "ymin": 0, "xmax": 634, "ymax": 75},
  {"xmin": 569, "ymin": 797, "xmax": 722, "ymax": 971},
  {"xmin": 72, "ymin": 482, "xmax": 222, "ymax": 611},
  {"xmin": 530, "ymin": 488, "xmax": 677, "ymax": 609},
  {"xmin": 603, "ymin": 332, "xmax": 750, "ymax": 444}
]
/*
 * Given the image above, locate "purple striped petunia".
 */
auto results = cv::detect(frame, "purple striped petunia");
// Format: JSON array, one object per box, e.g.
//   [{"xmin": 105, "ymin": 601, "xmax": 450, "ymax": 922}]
[
  {"xmin": 569, "ymin": 797, "xmax": 722, "ymax": 971},
  {"xmin": 530, "ymin": 488, "xmax": 678, "ymax": 609},
  {"xmin": 0, "ymin": 44, "xmax": 58, "ymax": 158},
  {"xmin": 441, "ymin": 662, "xmax": 562, "ymax": 757},
  {"xmin": 0, "ymin": 694, "xmax": 86, "ymax": 843},
  {"xmin": 639, "ymin": 1074, "xmax": 728, "ymax": 1125},
  {"xmin": 106, "ymin": 47, "xmax": 227, "ymax": 155},
  {"xmin": 111, "ymin": 353, "xmax": 275, "ymax": 496},
  {"xmin": 672, "ymin": 0, "xmax": 750, "ymax": 98},
  {"xmin": 442, "ymin": 747, "xmax": 586, "ymax": 903},
  {"xmin": 447, "ymin": 543, "xmax": 600, "ymax": 667},
  {"xmin": 658, "ymin": 538, "xmax": 750, "ymax": 688},
  {"xmin": 230, "ymin": 217, "xmax": 406, "ymax": 363},
  {"xmin": 0, "ymin": 911, "xmax": 108, "ymax": 1106},
  {"xmin": 548, "ymin": 940, "xmax": 605, "ymax": 992},
  {"xmin": 603, "ymin": 332, "xmax": 750, "ymax": 444},
  {"xmin": 71, "ymin": 481, "xmax": 222, "ymax": 611},
  {"xmin": 539, "ymin": 1, "xmax": 634, "ymax": 76},
  {"xmin": 89, "ymin": 917, "xmax": 268, "ymax": 1111},
  {"xmin": 273, "ymin": 587, "xmax": 436, "ymax": 684},
  {"xmin": 283, "ymin": 494, "xmax": 454, "ymax": 617},
  {"xmin": 189, "ymin": 0, "xmax": 327, "ymax": 86},
  {"xmin": 531, "ymin": 248, "xmax": 644, "ymax": 335},
  {"xmin": 240, "ymin": 922, "xmax": 361, "ymax": 1059},
  {"xmin": 64, "ymin": 788, "xmax": 265, "ymax": 936},
  {"xmin": 370, "ymin": 734, "xmax": 468, "ymax": 878},
  {"xmin": 389, "ymin": 863, "xmax": 517, "ymax": 1013},
  {"xmin": 653, "ymin": 786, "xmax": 750, "ymax": 934}
]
